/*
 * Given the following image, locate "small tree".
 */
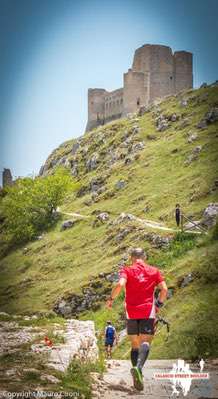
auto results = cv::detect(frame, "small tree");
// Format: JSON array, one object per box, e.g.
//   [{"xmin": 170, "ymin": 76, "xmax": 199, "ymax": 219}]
[{"xmin": 0, "ymin": 167, "xmax": 78, "ymax": 249}]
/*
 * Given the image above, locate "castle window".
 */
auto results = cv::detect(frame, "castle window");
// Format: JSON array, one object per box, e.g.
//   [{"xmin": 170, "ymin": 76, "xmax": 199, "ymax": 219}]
[
  {"xmin": 120, "ymin": 98, "xmax": 123, "ymax": 104},
  {"xmin": 137, "ymin": 98, "xmax": 140, "ymax": 106},
  {"xmin": 170, "ymin": 76, "xmax": 173, "ymax": 80}
]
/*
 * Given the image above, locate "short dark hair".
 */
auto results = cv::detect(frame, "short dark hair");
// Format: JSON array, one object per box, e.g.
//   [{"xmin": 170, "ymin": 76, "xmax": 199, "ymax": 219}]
[
  {"xmin": 176, "ymin": 203, "xmax": 180, "ymax": 207},
  {"xmin": 130, "ymin": 247, "xmax": 146, "ymax": 259}
]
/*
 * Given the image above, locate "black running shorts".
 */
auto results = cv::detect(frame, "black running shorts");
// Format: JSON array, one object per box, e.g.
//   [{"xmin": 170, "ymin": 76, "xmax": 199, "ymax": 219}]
[{"xmin": 127, "ymin": 318, "xmax": 155, "ymax": 335}]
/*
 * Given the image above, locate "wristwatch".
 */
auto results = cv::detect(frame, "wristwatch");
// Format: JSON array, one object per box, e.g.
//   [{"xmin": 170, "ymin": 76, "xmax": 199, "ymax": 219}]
[{"xmin": 155, "ymin": 299, "xmax": 164, "ymax": 308}]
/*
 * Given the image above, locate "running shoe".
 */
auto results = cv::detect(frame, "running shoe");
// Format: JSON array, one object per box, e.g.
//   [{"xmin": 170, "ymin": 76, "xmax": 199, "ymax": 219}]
[{"xmin": 130, "ymin": 367, "xmax": 144, "ymax": 391}]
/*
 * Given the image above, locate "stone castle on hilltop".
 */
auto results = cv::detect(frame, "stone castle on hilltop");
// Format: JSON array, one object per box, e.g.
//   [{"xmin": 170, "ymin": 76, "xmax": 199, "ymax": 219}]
[{"xmin": 86, "ymin": 44, "xmax": 193, "ymax": 131}]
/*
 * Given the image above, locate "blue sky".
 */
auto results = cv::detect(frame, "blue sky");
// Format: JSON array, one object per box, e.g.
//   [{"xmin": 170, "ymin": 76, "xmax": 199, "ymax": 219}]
[{"xmin": 0, "ymin": 0, "xmax": 218, "ymax": 184}]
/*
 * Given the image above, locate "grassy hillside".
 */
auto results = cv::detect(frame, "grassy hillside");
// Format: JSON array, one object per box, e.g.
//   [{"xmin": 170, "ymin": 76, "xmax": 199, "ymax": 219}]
[{"xmin": 0, "ymin": 85, "xmax": 218, "ymax": 360}]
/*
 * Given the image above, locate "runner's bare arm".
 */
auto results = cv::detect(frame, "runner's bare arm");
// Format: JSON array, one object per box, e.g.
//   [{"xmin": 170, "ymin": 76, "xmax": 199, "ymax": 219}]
[
  {"xmin": 106, "ymin": 277, "xmax": 127, "ymax": 308},
  {"xmin": 157, "ymin": 281, "xmax": 168, "ymax": 304}
]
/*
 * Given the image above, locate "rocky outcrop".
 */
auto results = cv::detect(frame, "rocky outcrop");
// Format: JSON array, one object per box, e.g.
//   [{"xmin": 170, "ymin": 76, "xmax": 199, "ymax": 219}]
[
  {"xmin": 197, "ymin": 107, "xmax": 218, "ymax": 129},
  {"xmin": 187, "ymin": 132, "xmax": 198, "ymax": 143},
  {"xmin": 0, "ymin": 320, "xmax": 44, "ymax": 356},
  {"xmin": 53, "ymin": 271, "xmax": 118, "ymax": 317},
  {"xmin": 184, "ymin": 146, "xmax": 202, "ymax": 165},
  {"xmin": 201, "ymin": 203, "xmax": 218, "ymax": 228},
  {"xmin": 143, "ymin": 232, "xmax": 172, "ymax": 249},
  {"xmin": 61, "ymin": 220, "xmax": 75, "ymax": 230},
  {"xmin": 47, "ymin": 319, "xmax": 98, "ymax": 371},
  {"xmin": 86, "ymin": 153, "xmax": 99, "ymax": 172}
]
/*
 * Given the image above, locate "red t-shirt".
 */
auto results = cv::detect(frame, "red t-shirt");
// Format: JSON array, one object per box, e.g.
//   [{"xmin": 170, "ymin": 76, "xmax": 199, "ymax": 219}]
[{"xmin": 119, "ymin": 260, "xmax": 164, "ymax": 319}]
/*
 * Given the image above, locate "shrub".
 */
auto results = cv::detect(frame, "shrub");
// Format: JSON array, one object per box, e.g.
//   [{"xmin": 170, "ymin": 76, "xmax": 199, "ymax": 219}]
[{"xmin": 0, "ymin": 167, "xmax": 78, "ymax": 251}]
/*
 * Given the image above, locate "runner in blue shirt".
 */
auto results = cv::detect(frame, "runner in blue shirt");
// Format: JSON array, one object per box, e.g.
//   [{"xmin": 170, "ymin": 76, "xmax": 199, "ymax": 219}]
[{"xmin": 105, "ymin": 321, "xmax": 117, "ymax": 358}]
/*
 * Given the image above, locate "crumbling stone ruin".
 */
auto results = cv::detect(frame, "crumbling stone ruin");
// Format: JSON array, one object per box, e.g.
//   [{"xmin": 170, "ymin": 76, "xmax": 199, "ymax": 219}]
[
  {"xmin": 2, "ymin": 168, "xmax": 13, "ymax": 188},
  {"xmin": 86, "ymin": 43, "xmax": 193, "ymax": 131}
]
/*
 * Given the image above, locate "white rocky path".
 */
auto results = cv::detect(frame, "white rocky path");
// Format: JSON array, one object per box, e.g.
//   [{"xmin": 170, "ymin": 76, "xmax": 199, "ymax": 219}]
[
  {"xmin": 92, "ymin": 359, "xmax": 218, "ymax": 399},
  {"xmin": 58, "ymin": 207, "xmax": 204, "ymax": 235}
]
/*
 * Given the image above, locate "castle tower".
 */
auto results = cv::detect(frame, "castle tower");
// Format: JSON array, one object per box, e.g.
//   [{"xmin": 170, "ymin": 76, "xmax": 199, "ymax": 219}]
[
  {"xmin": 174, "ymin": 51, "xmax": 193, "ymax": 93},
  {"xmin": 2, "ymin": 168, "xmax": 13, "ymax": 188},
  {"xmin": 85, "ymin": 88, "xmax": 106, "ymax": 132},
  {"xmin": 129, "ymin": 44, "xmax": 175, "ymax": 103}
]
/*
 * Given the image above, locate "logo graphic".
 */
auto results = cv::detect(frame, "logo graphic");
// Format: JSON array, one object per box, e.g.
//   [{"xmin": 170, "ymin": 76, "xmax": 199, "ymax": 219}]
[{"xmin": 154, "ymin": 359, "xmax": 209, "ymax": 396}]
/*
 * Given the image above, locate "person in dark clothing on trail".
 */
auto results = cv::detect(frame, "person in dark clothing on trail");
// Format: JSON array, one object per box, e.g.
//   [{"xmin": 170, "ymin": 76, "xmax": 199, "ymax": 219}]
[
  {"xmin": 104, "ymin": 321, "xmax": 117, "ymax": 358},
  {"xmin": 175, "ymin": 204, "xmax": 181, "ymax": 227}
]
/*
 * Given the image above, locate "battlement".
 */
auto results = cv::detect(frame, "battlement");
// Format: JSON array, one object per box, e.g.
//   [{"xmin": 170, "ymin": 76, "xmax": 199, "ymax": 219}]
[{"xmin": 85, "ymin": 44, "xmax": 193, "ymax": 132}]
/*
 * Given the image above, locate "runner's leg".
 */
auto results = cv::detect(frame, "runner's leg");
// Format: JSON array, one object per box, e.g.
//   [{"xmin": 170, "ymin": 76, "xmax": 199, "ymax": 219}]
[
  {"xmin": 137, "ymin": 334, "xmax": 153, "ymax": 370},
  {"xmin": 128, "ymin": 335, "xmax": 140, "ymax": 365}
]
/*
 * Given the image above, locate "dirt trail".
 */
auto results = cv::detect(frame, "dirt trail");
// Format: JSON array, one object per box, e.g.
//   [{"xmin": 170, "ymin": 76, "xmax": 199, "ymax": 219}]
[
  {"xmin": 58, "ymin": 207, "xmax": 203, "ymax": 234},
  {"xmin": 92, "ymin": 359, "xmax": 218, "ymax": 399}
]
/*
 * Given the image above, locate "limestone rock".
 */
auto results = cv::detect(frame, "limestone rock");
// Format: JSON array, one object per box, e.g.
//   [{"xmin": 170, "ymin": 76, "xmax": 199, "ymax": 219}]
[
  {"xmin": 77, "ymin": 185, "xmax": 88, "ymax": 197},
  {"xmin": 201, "ymin": 203, "xmax": 218, "ymax": 228},
  {"xmin": 61, "ymin": 220, "xmax": 75, "ymax": 231},
  {"xmin": 105, "ymin": 272, "xmax": 119, "ymax": 282},
  {"xmin": 179, "ymin": 273, "xmax": 194, "ymax": 288},
  {"xmin": 193, "ymin": 145, "xmax": 202, "ymax": 154},
  {"xmin": 113, "ymin": 213, "xmax": 135, "ymax": 225},
  {"xmin": 115, "ymin": 228, "xmax": 132, "ymax": 242},
  {"xmin": 200, "ymin": 82, "xmax": 207, "ymax": 88},
  {"xmin": 156, "ymin": 115, "xmax": 169, "ymax": 131},
  {"xmin": 40, "ymin": 374, "xmax": 60, "ymax": 384},
  {"xmin": 187, "ymin": 133, "xmax": 198, "ymax": 143},
  {"xmin": 197, "ymin": 119, "xmax": 207, "ymax": 129},
  {"xmin": 86, "ymin": 154, "xmax": 99, "ymax": 172},
  {"xmin": 180, "ymin": 99, "xmax": 188, "ymax": 107},
  {"xmin": 205, "ymin": 107, "xmax": 218, "ymax": 123},
  {"xmin": 197, "ymin": 107, "xmax": 218, "ymax": 129},
  {"xmin": 132, "ymin": 125, "xmax": 140, "ymax": 134},
  {"xmin": 97, "ymin": 212, "xmax": 110, "ymax": 222},
  {"xmin": 184, "ymin": 146, "xmax": 202, "ymax": 165},
  {"xmin": 144, "ymin": 232, "xmax": 172, "ymax": 249},
  {"xmin": 170, "ymin": 113, "xmax": 178, "ymax": 122},
  {"xmin": 72, "ymin": 141, "xmax": 80, "ymax": 155},
  {"xmin": 0, "ymin": 321, "xmax": 42, "ymax": 356},
  {"xmin": 115, "ymin": 180, "xmax": 126, "ymax": 190},
  {"xmin": 70, "ymin": 160, "xmax": 79, "ymax": 177},
  {"xmin": 46, "ymin": 319, "xmax": 99, "ymax": 371},
  {"xmin": 131, "ymin": 141, "xmax": 145, "ymax": 152},
  {"xmin": 89, "ymin": 177, "xmax": 105, "ymax": 193}
]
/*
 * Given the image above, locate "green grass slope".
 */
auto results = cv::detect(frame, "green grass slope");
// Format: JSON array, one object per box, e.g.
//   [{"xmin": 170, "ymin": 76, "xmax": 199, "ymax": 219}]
[{"xmin": 0, "ymin": 85, "xmax": 218, "ymax": 359}]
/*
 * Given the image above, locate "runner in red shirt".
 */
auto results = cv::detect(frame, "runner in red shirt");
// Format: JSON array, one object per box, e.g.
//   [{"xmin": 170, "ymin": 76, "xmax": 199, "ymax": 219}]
[{"xmin": 106, "ymin": 247, "xmax": 168, "ymax": 391}]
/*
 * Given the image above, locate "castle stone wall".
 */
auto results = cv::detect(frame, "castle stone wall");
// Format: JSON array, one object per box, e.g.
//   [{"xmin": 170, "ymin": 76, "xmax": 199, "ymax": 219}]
[
  {"xmin": 86, "ymin": 44, "xmax": 193, "ymax": 131},
  {"xmin": 104, "ymin": 88, "xmax": 123, "ymax": 119}
]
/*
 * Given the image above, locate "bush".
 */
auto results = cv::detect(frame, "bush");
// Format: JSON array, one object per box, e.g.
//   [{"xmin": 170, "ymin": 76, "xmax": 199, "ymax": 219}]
[
  {"xmin": 0, "ymin": 167, "xmax": 78, "ymax": 252},
  {"xmin": 149, "ymin": 232, "xmax": 197, "ymax": 268},
  {"xmin": 61, "ymin": 358, "xmax": 105, "ymax": 398}
]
